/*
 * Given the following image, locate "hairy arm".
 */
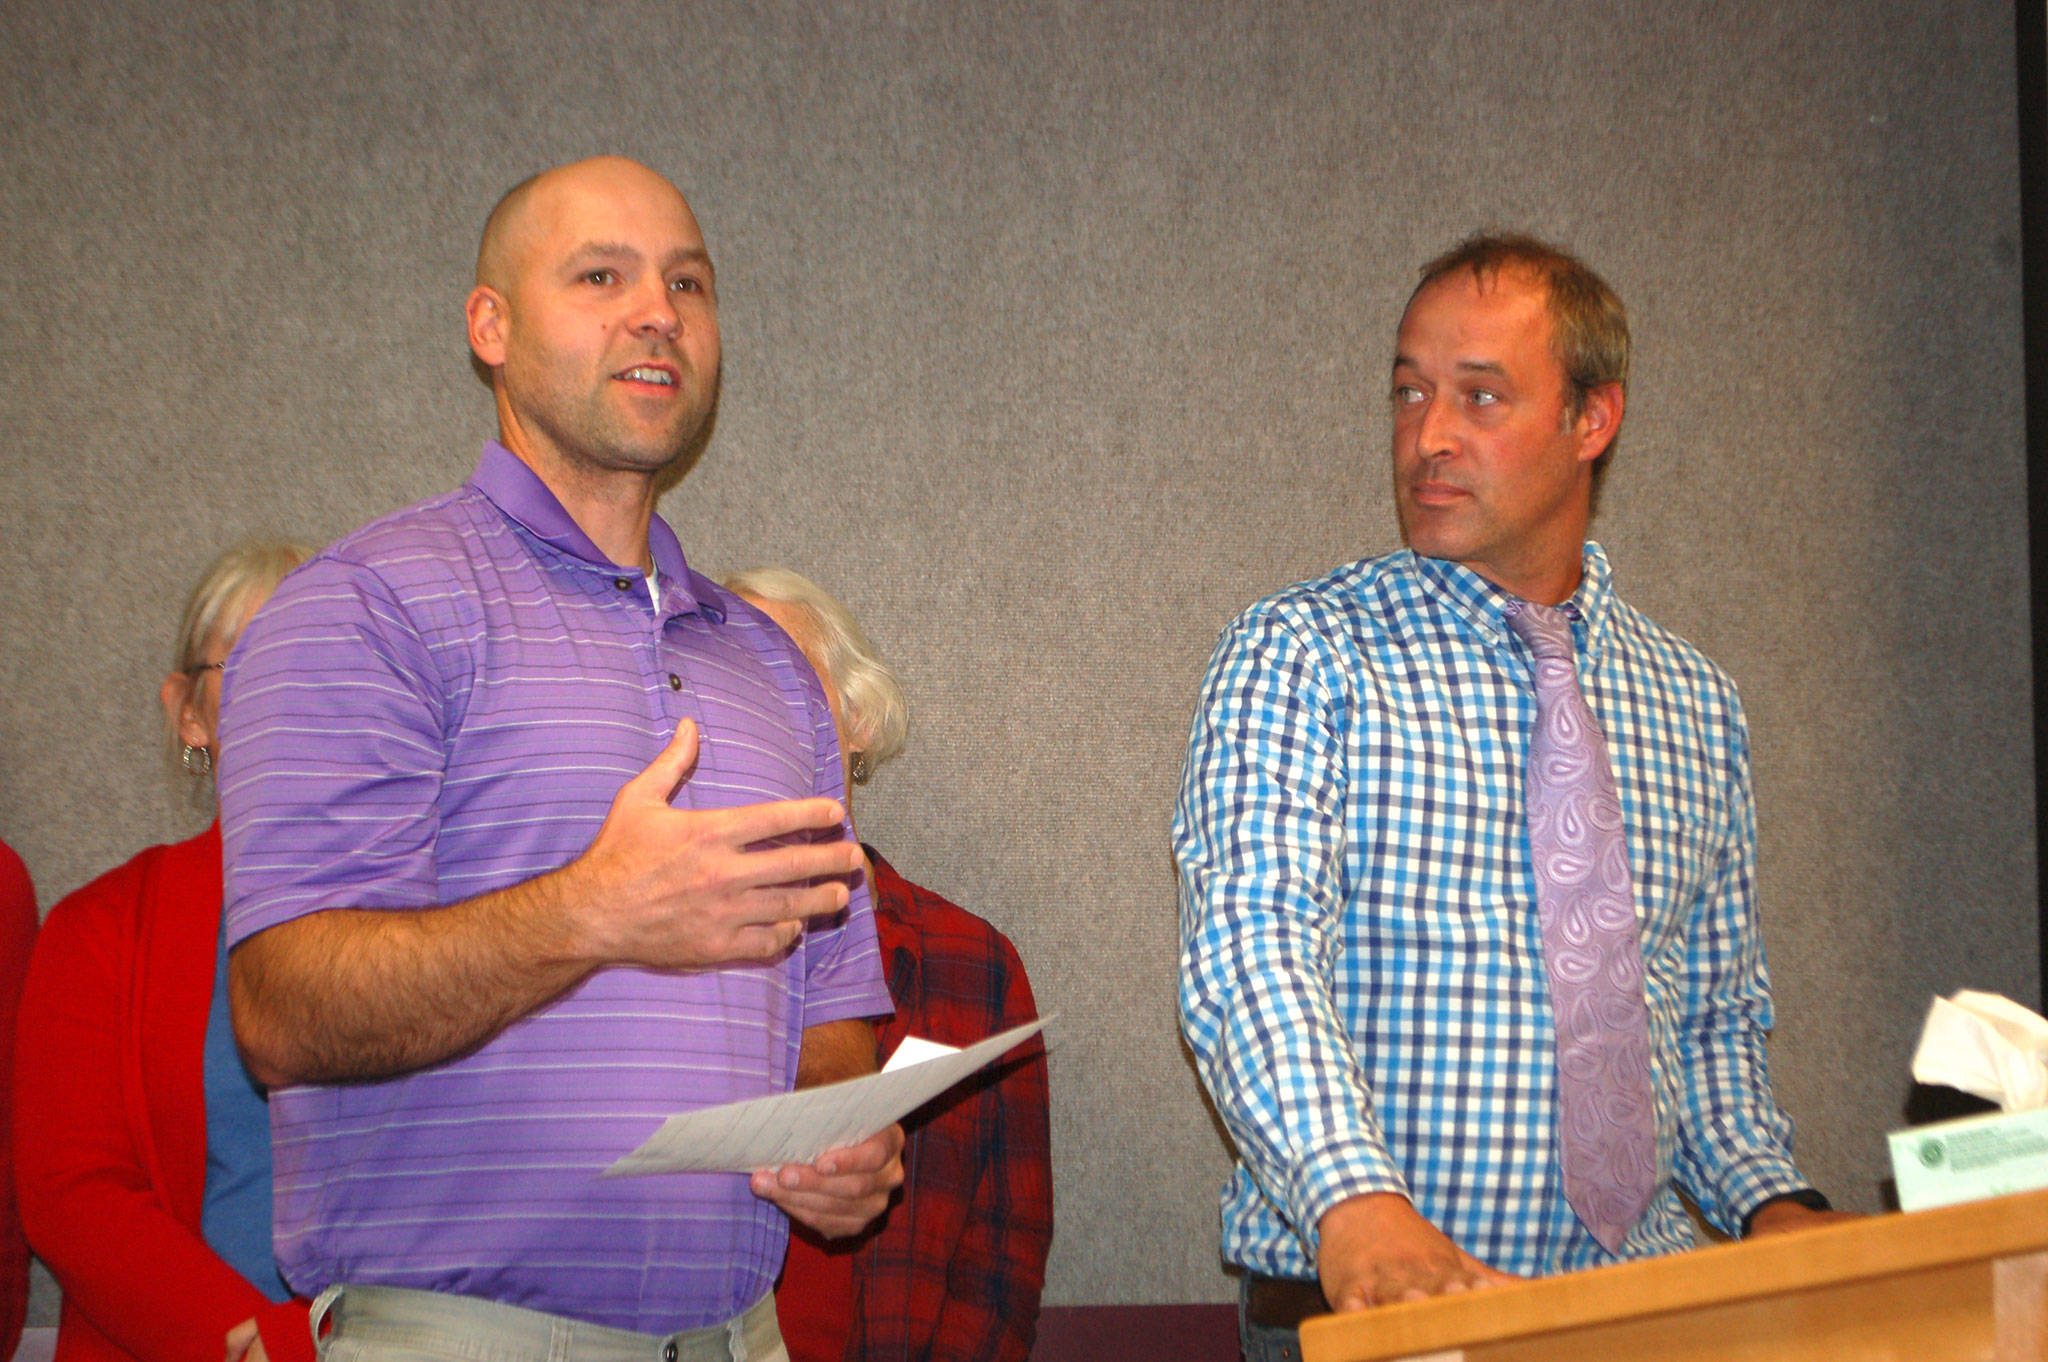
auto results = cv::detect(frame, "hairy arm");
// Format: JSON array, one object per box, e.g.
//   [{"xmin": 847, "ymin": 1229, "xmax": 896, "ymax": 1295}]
[
  {"xmin": 231, "ymin": 870, "xmax": 584, "ymax": 1087},
  {"xmin": 793, "ymin": 1017, "xmax": 880, "ymax": 1088},
  {"xmin": 232, "ymin": 720, "xmax": 861, "ymax": 1087}
]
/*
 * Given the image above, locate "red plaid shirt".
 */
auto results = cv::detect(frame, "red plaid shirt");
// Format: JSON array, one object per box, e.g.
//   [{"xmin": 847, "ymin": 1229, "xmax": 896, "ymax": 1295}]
[{"xmin": 778, "ymin": 848, "xmax": 1053, "ymax": 1361}]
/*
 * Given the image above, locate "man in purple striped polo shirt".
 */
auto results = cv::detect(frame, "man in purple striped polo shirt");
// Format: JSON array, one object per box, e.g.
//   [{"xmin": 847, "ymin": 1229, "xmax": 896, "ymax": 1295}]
[{"xmin": 219, "ymin": 156, "xmax": 899, "ymax": 1362}]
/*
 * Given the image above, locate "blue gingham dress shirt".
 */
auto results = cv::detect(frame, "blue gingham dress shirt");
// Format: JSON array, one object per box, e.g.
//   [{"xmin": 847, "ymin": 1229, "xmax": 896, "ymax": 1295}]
[{"xmin": 1174, "ymin": 543, "xmax": 1810, "ymax": 1280}]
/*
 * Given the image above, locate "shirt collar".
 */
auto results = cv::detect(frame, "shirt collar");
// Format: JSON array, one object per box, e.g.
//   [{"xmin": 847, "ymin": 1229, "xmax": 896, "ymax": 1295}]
[
  {"xmin": 1407, "ymin": 540, "xmax": 1616, "ymax": 659},
  {"xmin": 466, "ymin": 441, "xmax": 726, "ymax": 621},
  {"xmin": 865, "ymin": 845, "xmax": 921, "ymax": 990}
]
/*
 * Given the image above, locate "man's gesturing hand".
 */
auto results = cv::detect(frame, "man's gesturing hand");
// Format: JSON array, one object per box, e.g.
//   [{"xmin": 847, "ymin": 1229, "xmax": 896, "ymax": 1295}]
[
  {"xmin": 1318, "ymin": 1193, "xmax": 1518, "ymax": 1311},
  {"xmin": 566, "ymin": 719, "xmax": 864, "ymax": 969},
  {"xmin": 227, "ymin": 721, "xmax": 868, "ymax": 1088},
  {"xmin": 750, "ymin": 1123, "xmax": 905, "ymax": 1239}
]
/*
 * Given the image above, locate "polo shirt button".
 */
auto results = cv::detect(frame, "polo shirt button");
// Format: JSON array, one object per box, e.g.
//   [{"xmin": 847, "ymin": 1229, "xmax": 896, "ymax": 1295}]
[
  {"xmin": 662, "ymin": 1342, "xmax": 677, "ymax": 1362},
  {"xmin": 613, "ymin": 577, "xmax": 631, "ymax": 590},
  {"xmin": 668, "ymin": 673, "xmax": 682, "ymax": 691}
]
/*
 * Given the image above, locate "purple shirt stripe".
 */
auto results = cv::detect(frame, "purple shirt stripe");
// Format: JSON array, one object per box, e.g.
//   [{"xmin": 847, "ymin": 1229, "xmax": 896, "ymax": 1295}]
[{"xmin": 219, "ymin": 442, "xmax": 890, "ymax": 1332}]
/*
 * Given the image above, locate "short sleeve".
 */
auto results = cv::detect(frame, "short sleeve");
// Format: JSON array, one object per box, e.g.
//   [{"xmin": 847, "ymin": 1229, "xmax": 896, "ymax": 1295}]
[
  {"xmin": 219, "ymin": 556, "xmax": 451, "ymax": 947},
  {"xmin": 790, "ymin": 635, "xmax": 889, "ymax": 1028}
]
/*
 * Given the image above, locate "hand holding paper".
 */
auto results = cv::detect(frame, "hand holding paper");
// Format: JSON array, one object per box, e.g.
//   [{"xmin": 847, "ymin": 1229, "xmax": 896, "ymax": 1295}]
[
  {"xmin": 605, "ymin": 1016, "xmax": 1049, "ymax": 1176},
  {"xmin": 751, "ymin": 1120, "xmax": 906, "ymax": 1239}
]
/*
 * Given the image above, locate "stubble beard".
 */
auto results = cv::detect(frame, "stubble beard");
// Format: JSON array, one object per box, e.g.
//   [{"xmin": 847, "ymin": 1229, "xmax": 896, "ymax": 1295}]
[
  {"xmin": 1394, "ymin": 459, "xmax": 1452, "ymax": 558},
  {"xmin": 1397, "ymin": 502, "xmax": 1467, "ymax": 562},
  {"xmin": 519, "ymin": 359, "xmax": 722, "ymax": 482},
  {"xmin": 1394, "ymin": 475, "xmax": 1494, "ymax": 566}
]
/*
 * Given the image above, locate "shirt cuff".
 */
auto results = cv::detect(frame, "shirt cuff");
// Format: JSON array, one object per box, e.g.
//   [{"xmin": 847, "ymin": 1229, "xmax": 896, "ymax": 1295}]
[
  {"xmin": 1703, "ymin": 1153, "xmax": 1814, "ymax": 1238},
  {"xmin": 1284, "ymin": 1126, "xmax": 1411, "ymax": 1254},
  {"xmin": 1739, "ymin": 1187, "xmax": 1831, "ymax": 1236}
]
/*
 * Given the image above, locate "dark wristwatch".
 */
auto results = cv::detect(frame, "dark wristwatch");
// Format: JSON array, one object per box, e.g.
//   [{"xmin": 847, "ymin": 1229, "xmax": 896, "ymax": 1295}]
[{"xmin": 1740, "ymin": 1188, "xmax": 1832, "ymax": 1236}]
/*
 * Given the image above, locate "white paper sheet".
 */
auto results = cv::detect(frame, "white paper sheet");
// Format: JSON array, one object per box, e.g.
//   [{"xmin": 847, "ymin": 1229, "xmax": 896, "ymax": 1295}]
[
  {"xmin": 603, "ymin": 1016, "xmax": 1048, "ymax": 1176},
  {"xmin": 883, "ymin": 1035, "xmax": 960, "ymax": 1072}
]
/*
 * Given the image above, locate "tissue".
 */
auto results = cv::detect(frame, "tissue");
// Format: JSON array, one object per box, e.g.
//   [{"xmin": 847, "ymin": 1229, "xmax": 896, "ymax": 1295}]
[{"xmin": 1909, "ymin": 990, "xmax": 2048, "ymax": 1112}]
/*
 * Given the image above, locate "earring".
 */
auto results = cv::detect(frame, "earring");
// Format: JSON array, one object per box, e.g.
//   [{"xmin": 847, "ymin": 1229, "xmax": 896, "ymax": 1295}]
[
  {"xmin": 850, "ymin": 753, "xmax": 870, "ymax": 786},
  {"xmin": 182, "ymin": 744, "xmax": 213, "ymax": 776}
]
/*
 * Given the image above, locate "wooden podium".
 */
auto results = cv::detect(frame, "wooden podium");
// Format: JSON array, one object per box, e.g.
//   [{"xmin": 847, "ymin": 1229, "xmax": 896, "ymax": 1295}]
[{"xmin": 1299, "ymin": 1187, "xmax": 2048, "ymax": 1361}]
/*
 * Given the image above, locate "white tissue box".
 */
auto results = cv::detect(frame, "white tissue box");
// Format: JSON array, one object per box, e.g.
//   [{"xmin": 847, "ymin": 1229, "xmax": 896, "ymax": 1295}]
[{"xmin": 1888, "ymin": 1104, "xmax": 2048, "ymax": 1211}]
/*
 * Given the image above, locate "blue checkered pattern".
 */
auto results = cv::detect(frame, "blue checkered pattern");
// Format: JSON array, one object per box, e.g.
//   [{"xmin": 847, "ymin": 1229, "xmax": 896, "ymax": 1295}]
[{"xmin": 1174, "ymin": 543, "xmax": 1811, "ymax": 1280}]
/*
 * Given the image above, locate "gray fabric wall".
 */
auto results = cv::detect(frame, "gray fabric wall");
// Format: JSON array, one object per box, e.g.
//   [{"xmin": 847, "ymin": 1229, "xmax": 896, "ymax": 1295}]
[{"xmin": 0, "ymin": 0, "xmax": 2031, "ymax": 1316}]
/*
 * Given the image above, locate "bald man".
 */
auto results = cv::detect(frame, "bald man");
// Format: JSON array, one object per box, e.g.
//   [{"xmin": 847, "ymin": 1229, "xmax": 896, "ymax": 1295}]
[{"xmin": 220, "ymin": 157, "xmax": 899, "ymax": 1362}]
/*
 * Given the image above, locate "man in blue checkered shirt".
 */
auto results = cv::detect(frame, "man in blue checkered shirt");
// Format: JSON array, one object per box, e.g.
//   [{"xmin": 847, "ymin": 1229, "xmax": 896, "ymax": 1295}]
[{"xmin": 1174, "ymin": 235, "xmax": 1851, "ymax": 1352}]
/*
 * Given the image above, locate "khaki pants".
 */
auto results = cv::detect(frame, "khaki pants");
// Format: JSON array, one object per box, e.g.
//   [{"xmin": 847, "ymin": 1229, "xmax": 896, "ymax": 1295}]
[{"xmin": 309, "ymin": 1284, "xmax": 788, "ymax": 1362}]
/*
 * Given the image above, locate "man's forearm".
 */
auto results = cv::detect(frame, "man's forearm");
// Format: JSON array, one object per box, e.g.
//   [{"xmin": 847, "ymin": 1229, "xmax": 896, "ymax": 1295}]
[
  {"xmin": 229, "ymin": 720, "xmax": 867, "ymax": 1089},
  {"xmin": 794, "ymin": 1018, "xmax": 881, "ymax": 1088},
  {"xmin": 230, "ymin": 865, "xmax": 594, "ymax": 1087}
]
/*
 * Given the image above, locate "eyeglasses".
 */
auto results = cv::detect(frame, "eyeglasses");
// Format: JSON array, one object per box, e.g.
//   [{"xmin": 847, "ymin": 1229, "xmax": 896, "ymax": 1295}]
[{"xmin": 185, "ymin": 661, "xmax": 227, "ymax": 677}]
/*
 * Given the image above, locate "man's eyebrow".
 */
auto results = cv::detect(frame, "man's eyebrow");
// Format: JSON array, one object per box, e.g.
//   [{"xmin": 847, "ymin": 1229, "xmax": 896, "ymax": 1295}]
[
  {"xmin": 1392, "ymin": 353, "xmax": 1509, "ymax": 378},
  {"xmin": 561, "ymin": 242, "xmax": 714, "ymax": 277},
  {"xmin": 660, "ymin": 246, "xmax": 714, "ymax": 274},
  {"xmin": 567, "ymin": 241, "xmax": 640, "ymax": 263},
  {"xmin": 1454, "ymin": 359, "xmax": 1508, "ymax": 377}
]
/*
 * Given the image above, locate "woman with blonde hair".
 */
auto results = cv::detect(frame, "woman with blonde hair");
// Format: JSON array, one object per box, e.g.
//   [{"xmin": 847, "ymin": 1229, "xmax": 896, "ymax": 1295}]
[{"xmin": 16, "ymin": 540, "xmax": 316, "ymax": 1362}]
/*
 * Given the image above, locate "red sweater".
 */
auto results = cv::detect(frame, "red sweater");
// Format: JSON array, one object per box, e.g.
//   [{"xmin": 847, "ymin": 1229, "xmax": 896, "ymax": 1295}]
[
  {"xmin": 14, "ymin": 825, "xmax": 312, "ymax": 1362},
  {"xmin": 778, "ymin": 849, "xmax": 1052, "ymax": 1362},
  {"xmin": 0, "ymin": 841, "xmax": 38, "ymax": 1362}
]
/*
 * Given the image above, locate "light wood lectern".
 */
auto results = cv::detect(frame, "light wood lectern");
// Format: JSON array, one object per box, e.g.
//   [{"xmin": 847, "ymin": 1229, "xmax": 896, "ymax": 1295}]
[{"xmin": 1299, "ymin": 1186, "xmax": 2048, "ymax": 1361}]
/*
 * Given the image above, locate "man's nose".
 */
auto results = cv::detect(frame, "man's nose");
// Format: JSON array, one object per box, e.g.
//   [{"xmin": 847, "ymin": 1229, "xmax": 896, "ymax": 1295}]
[
  {"xmin": 1414, "ymin": 396, "xmax": 1458, "ymax": 455},
  {"xmin": 629, "ymin": 281, "xmax": 682, "ymax": 339}
]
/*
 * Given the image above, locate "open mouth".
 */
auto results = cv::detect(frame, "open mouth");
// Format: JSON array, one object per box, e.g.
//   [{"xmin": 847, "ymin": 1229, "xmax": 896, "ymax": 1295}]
[{"xmin": 616, "ymin": 365, "xmax": 678, "ymax": 388}]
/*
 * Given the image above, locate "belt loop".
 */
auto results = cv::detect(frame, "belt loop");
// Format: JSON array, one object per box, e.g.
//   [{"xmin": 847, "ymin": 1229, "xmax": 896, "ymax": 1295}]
[
  {"xmin": 308, "ymin": 1284, "xmax": 345, "ymax": 1358},
  {"xmin": 727, "ymin": 1310, "xmax": 747, "ymax": 1362}
]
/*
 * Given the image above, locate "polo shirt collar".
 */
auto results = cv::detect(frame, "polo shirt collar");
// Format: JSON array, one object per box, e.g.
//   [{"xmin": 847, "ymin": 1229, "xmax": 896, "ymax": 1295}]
[
  {"xmin": 1408, "ymin": 540, "xmax": 1617, "ymax": 660},
  {"xmin": 467, "ymin": 441, "xmax": 726, "ymax": 621}
]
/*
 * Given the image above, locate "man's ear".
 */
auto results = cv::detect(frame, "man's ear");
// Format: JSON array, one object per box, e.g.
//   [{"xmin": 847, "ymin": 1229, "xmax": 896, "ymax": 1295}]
[
  {"xmin": 466, "ymin": 285, "xmax": 510, "ymax": 368},
  {"xmin": 1575, "ymin": 382, "xmax": 1625, "ymax": 465}
]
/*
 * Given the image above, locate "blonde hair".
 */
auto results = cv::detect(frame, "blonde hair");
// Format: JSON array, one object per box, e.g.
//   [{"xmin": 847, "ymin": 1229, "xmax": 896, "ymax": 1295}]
[
  {"xmin": 723, "ymin": 567, "xmax": 909, "ymax": 773},
  {"xmin": 172, "ymin": 540, "xmax": 310, "ymax": 674},
  {"xmin": 164, "ymin": 540, "xmax": 311, "ymax": 787}
]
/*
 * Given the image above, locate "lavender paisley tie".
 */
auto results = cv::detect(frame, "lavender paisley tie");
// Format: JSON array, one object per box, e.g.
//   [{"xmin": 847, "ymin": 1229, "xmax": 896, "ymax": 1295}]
[{"xmin": 1506, "ymin": 601, "xmax": 1658, "ymax": 1253}]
